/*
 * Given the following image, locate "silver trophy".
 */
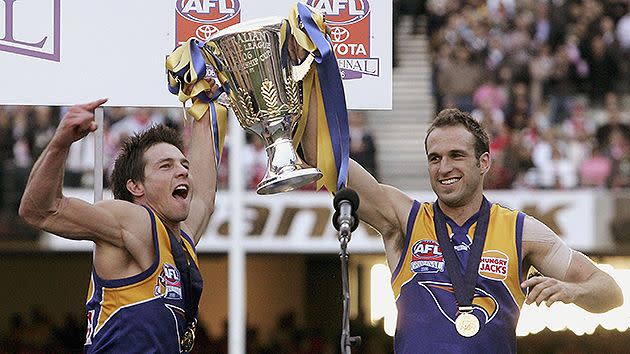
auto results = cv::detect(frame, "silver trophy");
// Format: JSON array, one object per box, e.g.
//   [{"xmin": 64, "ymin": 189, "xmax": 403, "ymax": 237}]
[{"xmin": 203, "ymin": 17, "xmax": 322, "ymax": 195}]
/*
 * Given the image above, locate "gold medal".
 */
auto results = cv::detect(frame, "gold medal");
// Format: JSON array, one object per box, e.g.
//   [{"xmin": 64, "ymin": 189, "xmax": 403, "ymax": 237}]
[
  {"xmin": 181, "ymin": 326, "xmax": 196, "ymax": 352},
  {"xmin": 455, "ymin": 312, "xmax": 480, "ymax": 337}
]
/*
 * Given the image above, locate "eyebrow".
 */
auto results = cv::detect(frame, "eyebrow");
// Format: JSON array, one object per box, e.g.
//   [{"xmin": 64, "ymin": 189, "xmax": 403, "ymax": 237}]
[
  {"xmin": 427, "ymin": 149, "xmax": 470, "ymax": 158},
  {"xmin": 156, "ymin": 157, "xmax": 189, "ymax": 165}
]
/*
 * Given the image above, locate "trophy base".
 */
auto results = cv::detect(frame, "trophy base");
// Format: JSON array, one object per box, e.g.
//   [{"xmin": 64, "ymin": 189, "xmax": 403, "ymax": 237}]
[{"xmin": 256, "ymin": 168, "xmax": 323, "ymax": 195}]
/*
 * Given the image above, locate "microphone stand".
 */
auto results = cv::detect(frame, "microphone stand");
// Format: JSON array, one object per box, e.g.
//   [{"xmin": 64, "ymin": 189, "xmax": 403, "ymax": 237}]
[{"xmin": 338, "ymin": 225, "xmax": 361, "ymax": 354}]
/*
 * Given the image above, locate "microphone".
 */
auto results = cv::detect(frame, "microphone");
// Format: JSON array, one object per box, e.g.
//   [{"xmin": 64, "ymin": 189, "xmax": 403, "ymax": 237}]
[{"xmin": 333, "ymin": 188, "xmax": 360, "ymax": 237}]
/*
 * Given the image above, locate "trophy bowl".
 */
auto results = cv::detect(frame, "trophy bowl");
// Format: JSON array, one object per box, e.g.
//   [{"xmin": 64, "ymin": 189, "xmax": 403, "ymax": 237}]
[{"xmin": 203, "ymin": 17, "xmax": 322, "ymax": 195}]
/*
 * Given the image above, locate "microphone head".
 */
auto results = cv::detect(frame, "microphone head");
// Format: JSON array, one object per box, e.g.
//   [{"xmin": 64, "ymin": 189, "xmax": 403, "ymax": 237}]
[{"xmin": 334, "ymin": 188, "xmax": 360, "ymax": 211}]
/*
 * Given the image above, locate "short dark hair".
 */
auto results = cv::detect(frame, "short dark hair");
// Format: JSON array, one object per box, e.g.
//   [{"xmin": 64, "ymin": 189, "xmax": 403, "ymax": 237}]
[
  {"xmin": 424, "ymin": 108, "xmax": 489, "ymax": 160},
  {"xmin": 110, "ymin": 125, "xmax": 184, "ymax": 202}
]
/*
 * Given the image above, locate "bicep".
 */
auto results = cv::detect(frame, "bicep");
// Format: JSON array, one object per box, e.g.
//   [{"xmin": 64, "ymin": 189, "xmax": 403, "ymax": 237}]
[
  {"xmin": 524, "ymin": 216, "xmax": 601, "ymax": 284},
  {"xmin": 522, "ymin": 216, "xmax": 574, "ymax": 281},
  {"xmin": 348, "ymin": 159, "xmax": 411, "ymax": 240},
  {"xmin": 42, "ymin": 198, "xmax": 140, "ymax": 247}
]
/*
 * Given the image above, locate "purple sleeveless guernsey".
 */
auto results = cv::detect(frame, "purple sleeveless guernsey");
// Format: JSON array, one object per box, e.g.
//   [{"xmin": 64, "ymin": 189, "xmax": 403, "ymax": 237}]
[
  {"xmin": 84, "ymin": 206, "xmax": 200, "ymax": 353},
  {"xmin": 391, "ymin": 200, "xmax": 526, "ymax": 353}
]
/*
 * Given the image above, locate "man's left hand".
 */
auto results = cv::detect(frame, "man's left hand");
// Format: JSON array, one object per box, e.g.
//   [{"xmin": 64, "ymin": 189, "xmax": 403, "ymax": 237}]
[{"xmin": 521, "ymin": 276, "xmax": 579, "ymax": 307}]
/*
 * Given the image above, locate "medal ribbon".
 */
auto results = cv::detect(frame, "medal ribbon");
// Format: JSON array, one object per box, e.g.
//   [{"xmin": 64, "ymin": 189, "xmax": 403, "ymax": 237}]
[
  {"xmin": 433, "ymin": 197, "xmax": 491, "ymax": 309},
  {"xmin": 166, "ymin": 230, "xmax": 203, "ymax": 333}
]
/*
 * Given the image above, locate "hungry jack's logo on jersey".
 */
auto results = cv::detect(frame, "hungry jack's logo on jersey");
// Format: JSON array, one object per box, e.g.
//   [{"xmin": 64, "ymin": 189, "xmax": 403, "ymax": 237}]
[
  {"xmin": 175, "ymin": 0, "xmax": 241, "ymax": 46},
  {"xmin": 479, "ymin": 250, "xmax": 509, "ymax": 281},
  {"xmin": 306, "ymin": 0, "xmax": 379, "ymax": 80}
]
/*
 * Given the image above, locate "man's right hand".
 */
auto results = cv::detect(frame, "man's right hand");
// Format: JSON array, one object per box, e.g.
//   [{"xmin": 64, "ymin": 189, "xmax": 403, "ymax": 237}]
[{"xmin": 50, "ymin": 98, "xmax": 108, "ymax": 148}]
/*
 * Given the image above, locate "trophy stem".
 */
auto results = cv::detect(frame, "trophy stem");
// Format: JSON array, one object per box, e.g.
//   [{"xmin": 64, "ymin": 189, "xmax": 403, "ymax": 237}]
[{"xmin": 256, "ymin": 137, "xmax": 322, "ymax": 195}]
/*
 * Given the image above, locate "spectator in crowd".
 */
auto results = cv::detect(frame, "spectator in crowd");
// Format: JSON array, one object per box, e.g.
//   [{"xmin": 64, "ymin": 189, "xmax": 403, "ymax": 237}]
[
  {"xmin": 349, "ymin": 111, "xmax": 378, "ymax": 179},
  {"xmin": 606, "ymin": 129, "xmax": 630, "ymax": 189},
  {"xmin": 617, "ymin": 5, "xmax": 630, "ymax": 53},
  {"xmin": 0, "ymin": 108, "xmax": 15, "ymax": 213},
  {"xmin": 531, "ymin": 129, "xmax": 578, "ymax": 189},
  {"xmin": 22, "ymin": 306, "xmax": 55, "ymax": 352},
  {"xmin": 473, "ymin": 77, "xmax": 507, "ymax": 112},
  {"xmin": 579, "ymin": 145, "xmax": 612, "ymax": 188},
  {"xmin": 548, "ymin": 41, "xmax": 583, "ymax": 124},
  {"xmin": 583, "ymin": 35, "xmax": 620, "ymax": 106},
  {"xmin": 528, "ymin": 44, "xmax": 554, "ymax": 112},
  {"xmin": 505, "ymin": 82, "xmax": 531, "ymax": 131},
  {"xmin": 11, "ymin": 107, "xmax": 33, "ymax": 213},
  {"xmin": 503, "ymin": 129, "xmax": 535, "ymax": 188},
  {"xmin": 595, "ymin": 92, "xmax": 630, "ymax": 150},
  {"xmin": 64, "ymin": 106, "xmax": 97, "ymax": 188},
  {"xmin": 436, "ymin": 45, "xmax": 483, "ymax": 113},
  {"xmin": 28, "ymin": 106, "xmax": 58, "ymax": 161},
  {"xmin": 561, "ymin": 99, "xmax": 597, "ymax": 169},
  {"xmin": 108, "ymin": 107, "xmax": 166, "ymax": 149}
]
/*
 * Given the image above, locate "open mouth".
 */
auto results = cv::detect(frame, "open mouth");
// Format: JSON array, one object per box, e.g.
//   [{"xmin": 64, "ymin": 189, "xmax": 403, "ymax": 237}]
[
  {"xmin": 440, "ymin": 177, "xmax": 461, "ymax": 185},
  {"xmin": 172, "ymin": 184, "xmax": 189, "ymax": 200}
]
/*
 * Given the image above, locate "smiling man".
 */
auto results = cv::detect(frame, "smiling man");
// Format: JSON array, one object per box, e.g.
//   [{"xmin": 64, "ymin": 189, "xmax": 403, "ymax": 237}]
[
  {"xmin": 302, "ymin": 107, "xmax": 623, "ymax": 353},
  {"xmin": 19, "ymin": 90, "xmax": 219, "ymax": 352}
]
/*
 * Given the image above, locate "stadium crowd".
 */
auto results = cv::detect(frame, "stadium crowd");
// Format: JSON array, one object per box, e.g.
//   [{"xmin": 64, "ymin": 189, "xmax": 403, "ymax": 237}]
[{"xmin": 424, "ymin": 0, "xmax": 630, "ymax": 190}]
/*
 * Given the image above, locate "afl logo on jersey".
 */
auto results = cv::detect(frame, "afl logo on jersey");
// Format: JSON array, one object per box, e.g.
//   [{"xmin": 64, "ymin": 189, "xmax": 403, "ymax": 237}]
[
  {"xmin": 176, "ymin": 0, "xmax": 241, "ymax": 24},
  {"xmin": 410, "ymin": 240, "xmax": 445, "ymax": 273},
  {"xmin": 307, "ymin": 0, "xmax": 370, "ymax": 25},
  {"xmin": 155, "ymin": 263, "xmax": 183, "ymax": 300}
]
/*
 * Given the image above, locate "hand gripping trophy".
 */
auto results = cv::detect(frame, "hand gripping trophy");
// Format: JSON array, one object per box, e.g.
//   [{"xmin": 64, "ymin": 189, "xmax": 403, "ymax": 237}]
[{"xmin": 166, "ymin": 3, "xmax": 350, "ymax": 195}]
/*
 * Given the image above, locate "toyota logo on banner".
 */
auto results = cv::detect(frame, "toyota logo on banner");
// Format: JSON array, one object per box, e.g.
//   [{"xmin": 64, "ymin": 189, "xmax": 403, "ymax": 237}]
[
  {"xmin": 196, "ymin": 25, "xmax": 220, "ymax": 41},
  {"xmin": 330, "ymin": 27, "xmax": 350, "ymax": 43}
]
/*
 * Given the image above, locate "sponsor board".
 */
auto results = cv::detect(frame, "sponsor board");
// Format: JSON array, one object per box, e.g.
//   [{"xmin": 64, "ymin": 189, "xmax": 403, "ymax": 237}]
[
  {"xmin": 175, "ymin": 0, "xmax": 241, "ymax": 45},
  {"xmin": 0, "ymin": 0, "xmax": 60, "ymax": 61},
  {"xmin": 306, "ymin": 0, "xmax": 379, "ymax": 80}
]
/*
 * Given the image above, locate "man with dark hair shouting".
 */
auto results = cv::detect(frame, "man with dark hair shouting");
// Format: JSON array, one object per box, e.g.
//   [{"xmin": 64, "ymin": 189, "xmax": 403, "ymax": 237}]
[{"xmin": 20, "ymin": 83, "xmax": 220, "ymax": 352}]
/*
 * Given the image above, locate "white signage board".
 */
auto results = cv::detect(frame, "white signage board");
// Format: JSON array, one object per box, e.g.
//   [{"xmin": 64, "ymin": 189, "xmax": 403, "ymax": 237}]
[
  {"xmin": 42, "ymin": 189, "xmax": 616, "ymax": 254},
  {"xmin": 0, "ymin": 0, "xmax": 391, "ymax": 109}
]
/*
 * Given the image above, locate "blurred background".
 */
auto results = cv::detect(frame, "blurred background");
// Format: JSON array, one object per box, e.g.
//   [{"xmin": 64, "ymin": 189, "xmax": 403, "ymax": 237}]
[{"xmin": 2, "ymin": 0, "xmax": 630, "ymax": 353}]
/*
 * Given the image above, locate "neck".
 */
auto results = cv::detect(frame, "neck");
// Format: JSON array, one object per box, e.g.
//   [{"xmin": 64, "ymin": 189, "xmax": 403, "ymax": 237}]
[
  {"xmin": 163, "ymin": 221, "xmax": 181, "ymax": 237},
  {"xmin": 140, "ymin": 202, "xmax": 181, "ymax": 236},
  {"xmin": 438, "ymin": 194, "xmax": 484, "ymax": 226}
]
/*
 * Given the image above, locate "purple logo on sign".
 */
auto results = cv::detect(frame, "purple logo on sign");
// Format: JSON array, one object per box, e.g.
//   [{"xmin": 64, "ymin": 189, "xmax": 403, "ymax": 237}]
[{"xmin": 0, "ymin": 0, "xmax": 61, "ymax": 62}]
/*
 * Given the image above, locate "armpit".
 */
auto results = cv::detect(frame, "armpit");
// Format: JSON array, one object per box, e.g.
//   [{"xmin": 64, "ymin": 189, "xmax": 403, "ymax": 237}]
[{"xmin": 522, "ymin": 215, "xmax": 573, "ymax": 281}]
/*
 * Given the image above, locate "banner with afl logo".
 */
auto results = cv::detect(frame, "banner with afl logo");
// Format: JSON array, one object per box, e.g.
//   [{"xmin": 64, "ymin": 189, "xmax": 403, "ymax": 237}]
[{"xmin": 0, "ymin": 0, "xmax": 391, "ymax": 109}]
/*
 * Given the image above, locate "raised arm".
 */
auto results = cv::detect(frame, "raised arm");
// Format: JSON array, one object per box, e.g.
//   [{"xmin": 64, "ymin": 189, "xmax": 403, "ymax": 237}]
[
  {"xmin": 301, "ymin": 88, "xmax": 413, "ymax": 270},
  {"xmin": 18, "ymin": 99, "xmax": 145, "ymax": 246},
  {"xmin": 521, "ymin": 216, "xmax": 623, "ymax": 313},
  {"xmin": 183, "ymin": 106, "xmax": 218, "ymax": 244}
]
